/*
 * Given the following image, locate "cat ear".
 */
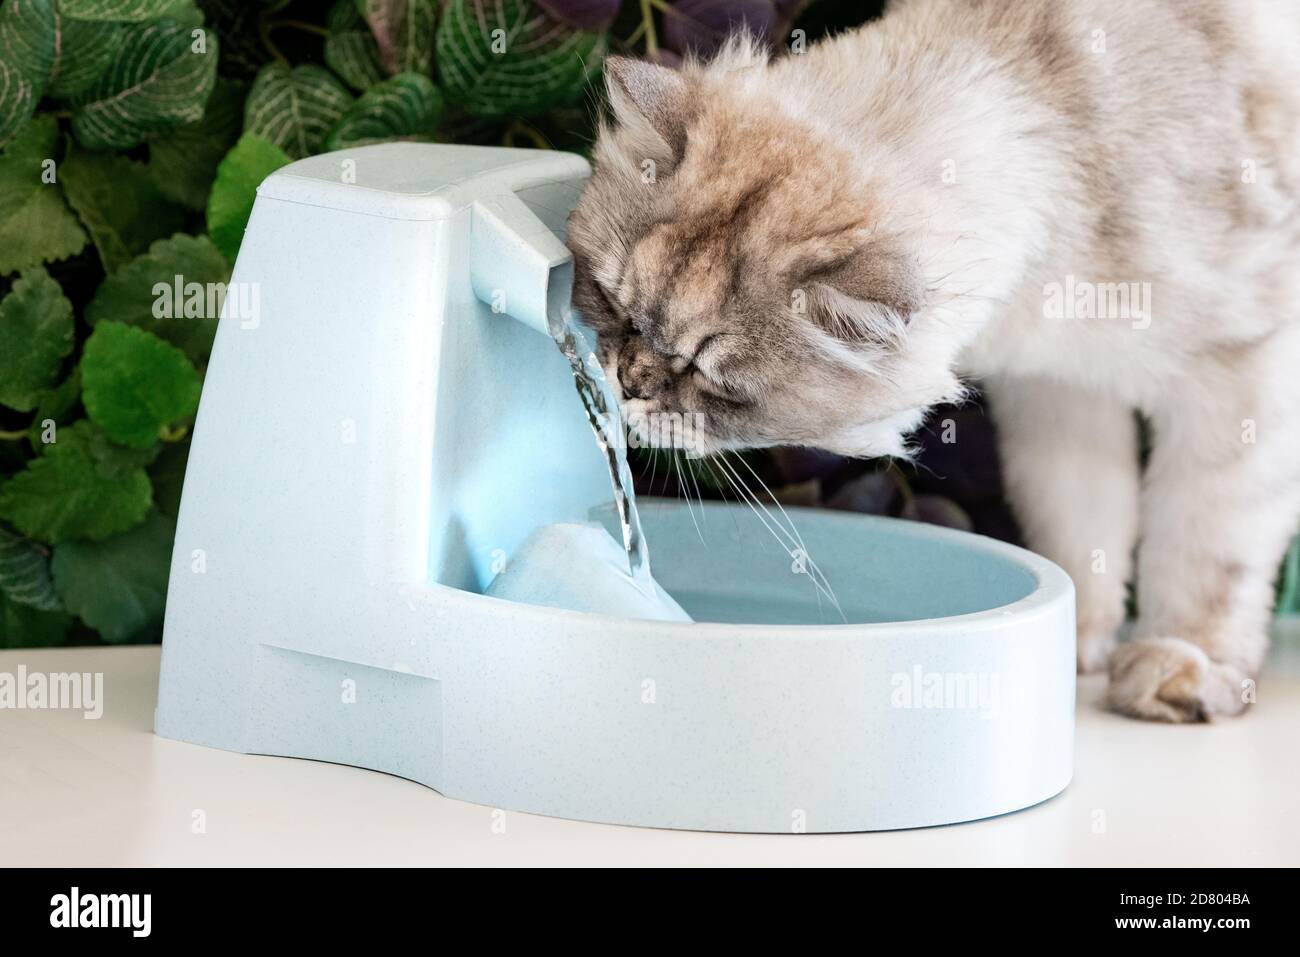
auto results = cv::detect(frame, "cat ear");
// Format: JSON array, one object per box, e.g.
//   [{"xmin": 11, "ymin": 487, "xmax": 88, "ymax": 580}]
[
  {"xmin": 605, "ymin": 56, "xmax": 690, "ymax": 153},
  {"xmin": 797, "ymin": 247, "xmax": 924, "ymax": 347}
]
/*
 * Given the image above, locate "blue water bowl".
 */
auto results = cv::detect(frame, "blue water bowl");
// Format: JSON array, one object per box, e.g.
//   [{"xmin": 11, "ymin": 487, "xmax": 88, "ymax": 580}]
[{"xmin": 420, "ymin": 500, "xmax": 1076, "ymax": 833}]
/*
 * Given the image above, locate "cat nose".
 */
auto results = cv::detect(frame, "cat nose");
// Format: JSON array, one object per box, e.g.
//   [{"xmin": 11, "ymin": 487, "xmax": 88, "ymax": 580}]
[
  {"xmin": 623, "ymin": 380, "xmax": 652, "ymax": 400},
  {"xmin": 619, "ymin": 337, "xmax": 667, "ymax": 401},
  {"xmin": 621, "ymin": 364, "xmax": 658, "ymax": 400}
]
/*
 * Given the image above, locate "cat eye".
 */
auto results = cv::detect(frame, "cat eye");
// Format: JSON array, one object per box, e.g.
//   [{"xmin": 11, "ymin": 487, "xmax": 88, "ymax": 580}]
[
  {"xmin": 689, "ymin": 333, "xmax": 721, "ymax": 366},
  {"xmin": 691, "ymin": 368, "xmax": 748, "ymax": 404},
  {"xmin": 673, "ymin": 333, "xmax": 724, "ymax": 376}
]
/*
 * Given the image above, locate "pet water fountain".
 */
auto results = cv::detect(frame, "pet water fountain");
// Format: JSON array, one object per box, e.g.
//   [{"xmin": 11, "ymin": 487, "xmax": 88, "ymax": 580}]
[{"xmin": 155, "ymin": 143, "xmax": 1076, "ymax": 832}]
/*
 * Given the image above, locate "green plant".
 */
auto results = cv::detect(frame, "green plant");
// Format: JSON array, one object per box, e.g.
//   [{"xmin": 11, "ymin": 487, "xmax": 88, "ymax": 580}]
[
  {"xmin": 0, "ymin": 0, "xmax": 619, "ymax": 646},
  {"xmin": 0, "ymin": 0, "xmax": 829, "ymax": 647}
]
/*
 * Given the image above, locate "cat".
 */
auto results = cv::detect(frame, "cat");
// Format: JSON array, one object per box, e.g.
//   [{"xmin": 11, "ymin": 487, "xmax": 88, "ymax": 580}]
[{"xmin": 566, "ymin": 0, "xmax": 1300, "ymax": 722}]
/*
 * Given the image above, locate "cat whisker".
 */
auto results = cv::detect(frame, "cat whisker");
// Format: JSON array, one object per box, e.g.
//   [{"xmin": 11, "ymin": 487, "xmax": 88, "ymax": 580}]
[
  {"xmin": 720, "ymin": 450, "xmax": 833, "ymax": 621},
  {"xmin": 702, "ymin": 456, "xmax": 751, "ymax": 542},
  {"xmin": 728, "ymin": 451, "xmax": 844, "ymax": 619},
  {"xmin": 718, "ymin": 459, "xmax": 840, "ymax": 621},
  {"xmin": 712, "ymin": 452, "xmax": 844, "ymax": 621},
  {"xmin": 673, "ymin": 452, "xmax": 706, "ymax": 546},
  {"xmin": 682, "ymin": 453, "xmax": 709, "ymax": 536}
]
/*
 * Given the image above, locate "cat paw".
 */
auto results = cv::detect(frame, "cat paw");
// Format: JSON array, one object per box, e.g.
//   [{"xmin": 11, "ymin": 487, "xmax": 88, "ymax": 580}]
[
  {"xmin": 1106, "ymin": 637, "xmax": 1250, "ymax": 722},
  {"xmin": 1077, "ymin": 627, "xmax": 1116, "ymax": 674}
]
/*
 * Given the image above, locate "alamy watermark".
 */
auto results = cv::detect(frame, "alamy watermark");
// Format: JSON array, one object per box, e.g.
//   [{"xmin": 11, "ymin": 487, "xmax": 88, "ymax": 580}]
[
  {"xmin": 1043, "ymin": 274, "xmax": 1152, "ymax": 329},
  {"xmin": 890, "ymin": 665, "xmax": 1001, "ymax": 717},
  {"xmin": 152, "ymin": 275, "xmax": 261, "ymax": 329},
  {"xmin": 598, "ymin": 410, "xmax": 708, "ymax": 456},
  {"xmin": 50, "ymin": 887, "xmax": 150, "ymax": 937},
  {"xmin": 0, "ymin": 667, "xmax": 103, "ymax": 719}
]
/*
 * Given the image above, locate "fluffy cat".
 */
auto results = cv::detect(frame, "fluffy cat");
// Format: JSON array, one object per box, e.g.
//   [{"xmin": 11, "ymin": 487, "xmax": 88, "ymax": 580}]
[{"xmin": 566, "ymin": 0, "xmax": 1300, "ymax": 721}]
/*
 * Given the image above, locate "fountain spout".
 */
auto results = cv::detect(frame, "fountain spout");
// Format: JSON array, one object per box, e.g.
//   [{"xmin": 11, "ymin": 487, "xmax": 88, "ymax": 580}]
[{"xmin": 470, "ymin": 191, "xmax": 574, "ymax": 338}]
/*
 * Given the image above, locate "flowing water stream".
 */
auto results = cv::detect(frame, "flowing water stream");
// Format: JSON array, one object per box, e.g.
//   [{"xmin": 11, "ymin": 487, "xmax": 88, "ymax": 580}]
[
  {"xmin": 548, "ymin": 306, "xmax": 843, "ymax": 620},
  {"xmin": 550, "ymin": 308, "xmax": 656, "ymax": 595}
]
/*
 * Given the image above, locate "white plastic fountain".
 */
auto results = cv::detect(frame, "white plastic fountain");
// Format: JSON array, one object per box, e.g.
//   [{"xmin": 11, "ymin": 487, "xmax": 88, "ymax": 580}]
[{"xmin": 154, "ymin": 143, "xmax": 1076, "ymax": 832}]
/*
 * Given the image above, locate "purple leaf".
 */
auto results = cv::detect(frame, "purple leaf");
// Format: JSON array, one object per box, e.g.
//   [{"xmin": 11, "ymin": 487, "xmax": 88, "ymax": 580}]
[
  {"xmin": 663, "ymin": 0, "xmax": 780, "ymax": 58},
  {"xmin": 536, "ymin": 0, "xmax": 620, "ymax": 31},
  {"xmin": 358, "ymin": 0, "xmax": 404, "ymax": 74},
  {"xmin": 359, "ymin": 0, "xmax": 436, "ymax": 75}
]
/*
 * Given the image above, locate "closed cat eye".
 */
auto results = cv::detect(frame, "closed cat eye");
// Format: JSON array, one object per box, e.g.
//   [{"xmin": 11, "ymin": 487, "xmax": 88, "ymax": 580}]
[
  {"xmin": 672, "ymin": 333, "xmax": 719, "ymax": 374},
  {"xmin": 692, "ymin": 368, "xmax": 749, "ymax": 405}
]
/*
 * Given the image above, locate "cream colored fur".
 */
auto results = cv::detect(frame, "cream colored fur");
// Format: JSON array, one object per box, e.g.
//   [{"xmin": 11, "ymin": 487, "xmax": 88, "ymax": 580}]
[{"xmin": 572, "ymin": 0, "xmax": 1300, "ymax": 721}]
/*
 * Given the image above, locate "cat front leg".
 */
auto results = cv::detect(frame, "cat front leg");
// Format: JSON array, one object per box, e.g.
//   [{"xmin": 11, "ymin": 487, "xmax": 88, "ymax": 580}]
[
  {"xmin": 987, "ymin": 377, "xmax": 1140, "ymax": 673},
  {"xmin": 1109, "ymin": 368, "xmax": 1300, "ymax": 722}
]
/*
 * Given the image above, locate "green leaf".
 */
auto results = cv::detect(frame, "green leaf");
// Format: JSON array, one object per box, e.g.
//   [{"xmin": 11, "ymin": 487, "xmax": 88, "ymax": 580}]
[
  {"xmin": 149, "ymin": 434, "xmax": 190, "ymax": 518},
  {"xmin": 0, "ymin": 0, "xmax": 57, "ymax": 83},
  {"xmin": 86, "ymin": 233, "xmax": 231, "ymax": 364},
  {"xmin": 0, "ymin": 425, "xmax": 153, "ymax": 543},
  {"xmin": 32, "ymin": 368, "xmax": 82, "ymax": 424},
  {"xmin": 0, "ymin": 117, "xmax": 87, "ymax": 274},
  {"xmin": 81, "ymin": 322, "xmax": 201, "ymax": 449},
  {"xmin": 70, "ymin": 18, "xmax": 218, "ymax": 150},
  {"xmin": 0, "ymin": 1, "xmax": 128, "ymax": 144},
  {"xmin": 0, "ymin": 526, "xmax": 62, "ymax": 612},
  {"xmin": 325, "ymin": 73, "xmax": 443, "ymax": 150},
  {"xmin": 1276, "ymin": 536, "xmax": 1300, "ymax": 615},
  {"xmin": 52, "ymin": 509, "xmax": 174, "ymax": 642},
  {"xmin": 0, "ymin": 58, "xmax": 40, "ymax": 150},
  {"xmin": 326, "ymin": 0, "xmax": 385, "ymax": 92},
  {"xmin": 244, "ymin": 63, "xmax": 353, "ymax": 159},
  {"xmin": 60, "ymin": 145, "xmax": 187, "ymax": 273},
  {"xmin": 26, "ymin": 368, "xmax": 83, "ymax": 450},
  {"xmin": 0, "ymin": 0, "xmax": 55, "ymax": 146},
  {"xmin": 435, "ymin": 0, "xmax": 605, "ymax": 119},
  {"xmin": 60, "ymin": 0, "xmax": 193, "ymax": 21},
  {"xmin": 205, "ymin": 132, "xmax": 290, "ymax": 262},
  {"xmin": 195, "ymin": 0, "xmax": 270, "ymax": 81},
  {"xmin": 67, "ymin": 419, "xmax": 162, "ymax": 476},
  {"xmin": 0, "ymin": 590, "xmax": 71, "ymax": 647},
  {"xmin": 358, "ymin": 0, "xmax": 437, "ymax": 76},
  {"xmin": 146, "ymin": 77, "xmax": 245, "ymax": 210},
  {"xmin": 0, "ymin": 267, "xmax": 74, "ymax": 412},
  {"xmin": 47, "ymin": 17, "xmax": 127, "ymax": 99}
]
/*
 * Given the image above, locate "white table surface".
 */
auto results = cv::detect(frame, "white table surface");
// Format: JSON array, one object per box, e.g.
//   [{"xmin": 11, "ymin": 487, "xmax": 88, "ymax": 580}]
[{"xmin": 3, "ymin": 632, "xmax": 1299, "ymax": 867}]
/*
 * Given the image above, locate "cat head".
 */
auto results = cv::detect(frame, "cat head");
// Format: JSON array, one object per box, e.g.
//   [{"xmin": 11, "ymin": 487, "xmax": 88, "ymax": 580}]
[{"xmin": 568, "ymin": 39, "xmax": 964, "ymax": 459}]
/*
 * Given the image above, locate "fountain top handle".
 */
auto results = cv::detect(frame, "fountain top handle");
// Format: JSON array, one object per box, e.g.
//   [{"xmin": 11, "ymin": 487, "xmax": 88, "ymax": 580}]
[
  {"xmin": 256, "ymin": 140, "xmax": 585, "ymax": 339},
  {"xmin": 255, "ymin": 140, "xmax": 590, "ymax": 223},
  {"xmin": 469, "ymin": 192, "xmax": 574, "ymax": 338}
]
